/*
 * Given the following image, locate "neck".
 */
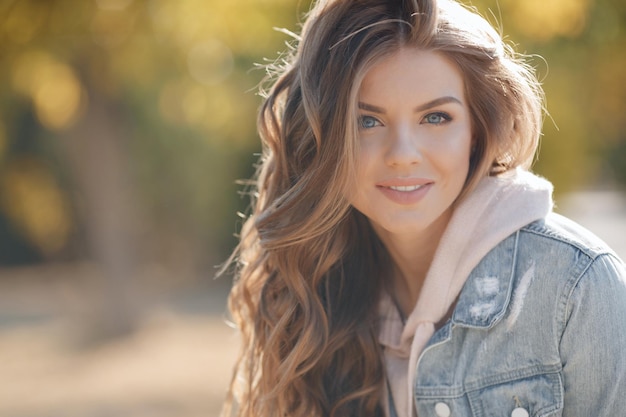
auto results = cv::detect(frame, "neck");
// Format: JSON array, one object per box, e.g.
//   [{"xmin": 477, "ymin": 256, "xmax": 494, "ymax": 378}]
[{"xmin": 373, "ymin": 209, "xmax": 452, "ymax": 317}]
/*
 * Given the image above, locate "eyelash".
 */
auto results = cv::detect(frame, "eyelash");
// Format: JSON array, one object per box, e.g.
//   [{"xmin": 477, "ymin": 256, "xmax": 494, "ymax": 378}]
[{"xmin": 357, "ymin": 112, "xmax": 452, "ymax": 129}]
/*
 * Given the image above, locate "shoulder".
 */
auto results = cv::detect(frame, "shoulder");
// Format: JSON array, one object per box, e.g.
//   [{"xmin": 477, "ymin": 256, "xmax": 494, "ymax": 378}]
[
  {"xmin": 520, "ymin": 212, "xmax": 619, "ymax": 261},
  {"xmin": 452, "ymin": 211, "xmax": 625, "ymax": 334},
  {"xmin": 478, "ymin": 212, "xmax": 626, "ymax": 321},
  {"xmin": 513, "ymin": 213, "xmax": 626, "ymax": 323},
  {"xmin": 511, "ymin": 212, "xmax": 625, "ymax": 296}
]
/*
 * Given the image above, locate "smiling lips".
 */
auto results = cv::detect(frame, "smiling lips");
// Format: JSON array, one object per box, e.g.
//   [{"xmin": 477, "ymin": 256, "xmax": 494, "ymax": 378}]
[
  {"xmin": 376, "ymin": 179, "xmax": 433, "ymax": 205},
  {"xmin": 388, "ymin": 184, "xmax": 424, "ymax": 192}
]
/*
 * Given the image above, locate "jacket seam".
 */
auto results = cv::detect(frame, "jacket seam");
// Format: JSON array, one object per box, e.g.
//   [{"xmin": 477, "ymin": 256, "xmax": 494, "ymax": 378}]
[
  {"xmin": 556, "ymin": 253, "xmax": 612, "ymax": 347},
  {"xmin": 414, "ymin": 363, "xmax": 563, "ymax": 397},
  {"xmin": 521, "ymin": 222, "xmax": 610, "ymax": 260}
]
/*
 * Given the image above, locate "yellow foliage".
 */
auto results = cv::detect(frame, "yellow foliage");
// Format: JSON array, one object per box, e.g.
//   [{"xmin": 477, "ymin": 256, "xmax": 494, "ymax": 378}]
[
  {"xmin": 148, "ymin": 0, "xmax": 283, "ymax": 53},
  {"xmin": 0, "ymin": 158, "xmax": 72, "ymax": 255},
  {"xmin": 95, "ymin": 0, "xmax": 134, "ymax": 11},
  {"xmin": 590, "ymin": 49, "xmax": 626, "ymax": 141},
  {"xmin": 502, "ymin": 0, "xmax": 591, "ymax": 40},
  {"xmin": 2, "ymin": 0, "xmax": 48, "ymax": 44},
  {"xmin": 187, "ymin": 39, "xmax": 234, "ymax": 86},
  {"xmin": 33, "ymin": 72, "xmax": 84, "ymax": 131},
  {"xmin": 91, "ymin": 8, "xmax": 136, "ymax": 47},
  {"xmin": 158, "ymin": 79, "xmax": 232, "ymax": 130},
  {"xmin": 11, "ymin": 51, "xmax": 85, "ymax": 130}
]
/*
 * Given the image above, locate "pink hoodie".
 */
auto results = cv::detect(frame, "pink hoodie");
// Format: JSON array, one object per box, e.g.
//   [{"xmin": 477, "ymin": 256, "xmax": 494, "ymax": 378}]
[{"xmin": 378, "ymin": 169, "xmax": 554, "ymax": 417}]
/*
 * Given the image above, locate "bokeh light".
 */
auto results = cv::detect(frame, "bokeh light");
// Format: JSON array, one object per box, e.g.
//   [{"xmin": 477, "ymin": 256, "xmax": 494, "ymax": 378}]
[
  {"xmin": 91, "ymin": 8, "xmax": 136, "ymax": 47},
  {"xmin": 12, "ymin": 51, "xmax": 85, "ymax": 131},
  {"xmin": 0, "ymin": 1, "xmax": 624, "ymax": 416},
  {"xmin": 96, "ymin": 0, "xmax": 134, "ymax": 11},
  {"xmin": 187, "ymin": 39, "xmax": 234, "ymax": 86},
  {"xmin": 0, "ymin": 158, "xmax": 72, "ymax": 255},
  {"xmin": 2, "ymin": 0, "xmax": 46, "ymax": 44},
  {"xmin": 503, "ymin": 0, "xmax": 591, "ymax": 40}
]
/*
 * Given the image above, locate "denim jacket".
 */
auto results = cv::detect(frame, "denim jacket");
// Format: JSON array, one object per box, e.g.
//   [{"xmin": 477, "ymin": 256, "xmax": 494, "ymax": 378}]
[{"xmin": 405, "ymin": 212, "xmax": 626, "ymax": 417}]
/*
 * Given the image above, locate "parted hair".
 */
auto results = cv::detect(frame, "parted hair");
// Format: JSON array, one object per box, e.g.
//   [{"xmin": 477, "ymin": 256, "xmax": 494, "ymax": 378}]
[{"xmin": 222, "ymin": 0, "xmax": 544, "ymax": 416}]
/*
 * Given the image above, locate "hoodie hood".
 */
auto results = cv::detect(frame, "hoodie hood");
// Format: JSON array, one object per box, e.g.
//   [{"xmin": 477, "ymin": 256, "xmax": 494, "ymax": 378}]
[{"xmin": 379, "ymin": 169, "xmax": 554, "ymax": 417}]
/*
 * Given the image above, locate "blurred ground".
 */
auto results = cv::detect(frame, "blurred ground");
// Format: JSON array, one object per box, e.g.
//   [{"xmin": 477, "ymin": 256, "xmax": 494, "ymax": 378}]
[
  {"xmin": 0, "ymin": 189, "xmax": 624, "ymax": 417},
  {"xmin": 0, "ymin": 265, "xmax": 236, "ymax": 417}
]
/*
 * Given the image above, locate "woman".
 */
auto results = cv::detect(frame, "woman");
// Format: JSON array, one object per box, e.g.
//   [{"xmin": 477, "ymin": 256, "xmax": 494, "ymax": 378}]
[{"xmin": 222, "ymin": 0, "xmax": 626, "ymax": 416}]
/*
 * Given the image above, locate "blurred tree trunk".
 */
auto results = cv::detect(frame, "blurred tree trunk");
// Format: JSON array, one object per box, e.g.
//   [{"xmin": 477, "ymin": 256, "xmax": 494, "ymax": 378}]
[{"xmin": 59, "ymin": 89, "xmax": 140, "ymax": 342}]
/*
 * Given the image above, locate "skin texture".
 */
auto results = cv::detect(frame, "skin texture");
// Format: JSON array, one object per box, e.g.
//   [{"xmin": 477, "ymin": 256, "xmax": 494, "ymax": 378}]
[{"xmin": 350, "ymin": 48, "xmax": 473, "ymax": 314}]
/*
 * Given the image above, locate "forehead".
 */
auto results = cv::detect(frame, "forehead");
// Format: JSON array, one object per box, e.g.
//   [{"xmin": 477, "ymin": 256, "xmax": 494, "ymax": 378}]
[{"xmin": 358, "ymin": 48, "xmax": 465, "ymax": 102}]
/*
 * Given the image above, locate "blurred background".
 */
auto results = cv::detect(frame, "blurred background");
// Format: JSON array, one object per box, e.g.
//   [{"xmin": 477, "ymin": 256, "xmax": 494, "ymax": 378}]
[{"xmin": 0, "ymin": 0, "xmax": 624, "ymax": 416}]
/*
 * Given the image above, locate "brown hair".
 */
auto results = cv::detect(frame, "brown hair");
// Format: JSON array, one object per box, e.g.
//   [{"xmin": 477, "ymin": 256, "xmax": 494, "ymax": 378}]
[{"xmin": 222, "ymin": 1, "xmax": 544, "ymax": 416}]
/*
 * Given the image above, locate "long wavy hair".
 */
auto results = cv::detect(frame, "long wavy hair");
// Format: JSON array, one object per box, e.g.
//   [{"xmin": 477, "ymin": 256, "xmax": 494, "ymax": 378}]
[{"xmin": 222, "ymin": 0, "xmax": 544, "ymax": 416}]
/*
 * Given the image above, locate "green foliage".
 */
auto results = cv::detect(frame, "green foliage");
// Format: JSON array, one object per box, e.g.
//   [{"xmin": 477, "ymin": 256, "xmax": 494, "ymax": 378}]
[
  {"xmin": 469, "ymin": 0, "xmax": 626, "ymax": 191},
  {"xmin": 0, "ymin": 0, "xmax": 308, "ymax": 264},
  {"xmin": 0, "ymin": 0, "xmax": 624, "ymax": 265}
]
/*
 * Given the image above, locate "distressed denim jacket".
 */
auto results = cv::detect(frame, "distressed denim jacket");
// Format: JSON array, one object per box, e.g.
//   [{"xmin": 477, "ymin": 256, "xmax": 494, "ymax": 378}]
[{"xmin": 405, "ymin": 213, "xmax": 626, "ymax": 417}]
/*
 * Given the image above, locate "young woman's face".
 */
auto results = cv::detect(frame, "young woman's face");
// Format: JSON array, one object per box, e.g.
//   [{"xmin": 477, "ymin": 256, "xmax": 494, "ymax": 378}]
[{"xmin": 349, "ymin": 48, "xmax": 472, "ymax": 241}]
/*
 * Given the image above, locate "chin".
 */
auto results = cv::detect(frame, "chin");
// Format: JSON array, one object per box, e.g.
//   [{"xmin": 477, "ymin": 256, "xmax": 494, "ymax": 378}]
[{"xmin": 377, "ymin": 219, "xmax": 430, "ymax": 236}]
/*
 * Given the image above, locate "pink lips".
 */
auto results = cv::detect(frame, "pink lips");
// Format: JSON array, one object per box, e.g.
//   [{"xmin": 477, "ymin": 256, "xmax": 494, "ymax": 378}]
[{"xmin": 376, "ymin": 178, "xmax": 433, "ymax": 205}]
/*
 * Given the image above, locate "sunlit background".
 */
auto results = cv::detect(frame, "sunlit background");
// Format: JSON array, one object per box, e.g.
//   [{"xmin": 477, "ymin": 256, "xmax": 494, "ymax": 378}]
[{"xmin": 0, "ymin": 0, "xmax": 624, "ymax": 416}]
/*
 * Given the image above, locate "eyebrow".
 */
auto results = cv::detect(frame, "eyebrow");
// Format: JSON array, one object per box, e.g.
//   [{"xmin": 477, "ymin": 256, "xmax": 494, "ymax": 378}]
[{"xmin": 358, "ymin": 96, "xmax": 463, "ymax": 114}]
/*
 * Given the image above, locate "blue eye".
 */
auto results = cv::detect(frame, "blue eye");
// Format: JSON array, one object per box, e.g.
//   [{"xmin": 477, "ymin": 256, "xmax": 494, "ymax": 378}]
[
  {"xmin": 358, "ymin": 115, "xmax": 381, "ymax": 129},
  {"xmin": 423, "ymin": 112, "xmax": 451, "ymax": 125}
]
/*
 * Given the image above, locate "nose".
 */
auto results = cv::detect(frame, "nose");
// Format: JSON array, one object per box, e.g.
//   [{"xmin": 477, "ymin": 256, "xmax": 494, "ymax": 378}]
[{"xmin": 384, "ymin": 125, "xmax": 423, "ymax": 167}]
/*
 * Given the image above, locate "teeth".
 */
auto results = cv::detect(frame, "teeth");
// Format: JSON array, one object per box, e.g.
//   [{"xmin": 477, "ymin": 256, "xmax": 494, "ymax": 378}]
[{"xmin": 389, "ymin": 185, "xmax": 423, "ymax": 192}]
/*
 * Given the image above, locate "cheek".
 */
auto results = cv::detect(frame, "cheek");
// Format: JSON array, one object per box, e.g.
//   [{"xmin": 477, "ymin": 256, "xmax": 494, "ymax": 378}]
[
  {"xmin": 448, "ymin": 123, "xmax": 473, "ymax": 164},
  {"xmin": 431, "ymin": 131, "xmax": 472, "ymax": 183},
  {"xmin": 432, "ymin": 138, "xmax": 471, "ymax": 167}
]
